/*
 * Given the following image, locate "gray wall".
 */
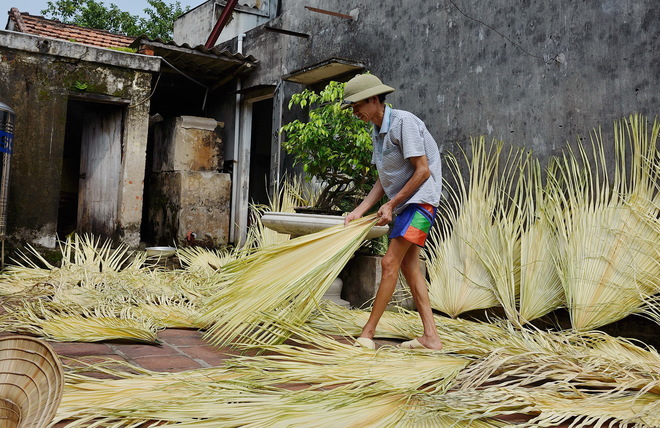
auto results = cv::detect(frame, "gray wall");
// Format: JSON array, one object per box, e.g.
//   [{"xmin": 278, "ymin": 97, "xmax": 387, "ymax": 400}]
[{"xmin": 236, "ymin": 0, "xmax": 658, "ymax": 163}]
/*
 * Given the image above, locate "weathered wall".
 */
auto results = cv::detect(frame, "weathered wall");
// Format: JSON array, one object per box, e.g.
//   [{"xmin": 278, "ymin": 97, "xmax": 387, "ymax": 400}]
[
  {"xmin": 174, "ymin": 0, "xmax": 275, "ymax": 47},
  {"xmin": 0, "ymin": 30, "xmax": 159, "ymax": 248},
  {"xmin": 146, "ymin": 116, "xmax": 231, "ymax": 247},
  {"xmin": 237, "ymin": 0, "xmax": 659, "ymax": 162}
]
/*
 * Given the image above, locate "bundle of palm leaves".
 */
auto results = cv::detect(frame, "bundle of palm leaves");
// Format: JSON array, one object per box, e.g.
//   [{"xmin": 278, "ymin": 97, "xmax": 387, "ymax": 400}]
[
  {"xmin": 550, "ymin": 114, "xmax": 660, "ymax": 331},
  {"xmin": 425, "ymin": 138, "xmax": 502, "ymax": 317},
  {"xmin": 201, "ymin": 215, "xmax": 378, "ymax": 347},
  {"xmin": 425, "ymin": 114, "xmax": 660, "ymax": 332}
]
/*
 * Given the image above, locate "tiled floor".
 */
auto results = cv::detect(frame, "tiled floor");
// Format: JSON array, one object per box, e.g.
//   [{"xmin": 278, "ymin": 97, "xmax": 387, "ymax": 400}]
[
  {"xmin": 39, "ymin": 329, "xmax": 396, "ymax": 426},
  {"xmin": 2, "ymin": 329, "xmax": 587, "ymax": 427},
  {"xmin": 45, "ymin": 328, "xmax": 243, "ymax": 373}
]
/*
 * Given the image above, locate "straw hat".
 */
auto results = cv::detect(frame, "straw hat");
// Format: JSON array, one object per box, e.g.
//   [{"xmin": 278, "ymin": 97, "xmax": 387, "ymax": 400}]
[
  {"xmin": 0, "ymin": 336, "xmax": 64, "ymax": 428},
  {"xmin": 341, "ymin": 74, "xmax": 395, "ymax": 108}
]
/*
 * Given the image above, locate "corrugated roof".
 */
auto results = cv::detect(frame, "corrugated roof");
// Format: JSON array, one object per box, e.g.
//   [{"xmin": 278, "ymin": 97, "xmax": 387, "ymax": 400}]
[
  {"xmin": 131, "ymin": 36, "xmax": 258, "ymax": 72},
  {"xmin": 131, "ymin": 36, "xmax": 259, "ymax": 81},
  {"xmin": 6, "ymin": 8, "xmax": 135, "ymax": 48}
]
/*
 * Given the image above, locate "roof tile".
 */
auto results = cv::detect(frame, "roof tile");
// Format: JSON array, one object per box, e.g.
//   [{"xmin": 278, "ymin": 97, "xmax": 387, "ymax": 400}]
[{"xmin": 7, "ymin": 8, "xmax": 135, "ymax": 49}]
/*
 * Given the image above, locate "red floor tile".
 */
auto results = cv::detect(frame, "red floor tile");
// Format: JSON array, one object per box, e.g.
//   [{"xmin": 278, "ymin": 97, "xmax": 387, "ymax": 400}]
[
  {"xmin": 111, "ymin": 342, "xmax": 179, "ymax": 359},
  {"xmin": 49, "ymin": 341, "xmax": 115, "ymax": 357},
  {"xmin": 158, "ymin": 329, "xmax": 209, "ymax": 346},
  {"xmin": 132, "ymin": 354, "xmax": 206, "ymax": 372}
]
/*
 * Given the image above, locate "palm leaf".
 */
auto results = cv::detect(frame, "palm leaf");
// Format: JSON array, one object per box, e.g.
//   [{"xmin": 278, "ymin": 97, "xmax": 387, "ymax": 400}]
[
  {"xmin": 4, "ymin": 301, "xmax": 159, "ymax": 343},
  {"xmin": 518, "ymin": 159, "xmax": 564, "ymax": 323},
  {"xmin": 128, "ymin": 297, "xmax": 204, "ymax": 329},
  {"xmin": 425, "ymin": 137, "xmax": 501, "ymax": 317}
]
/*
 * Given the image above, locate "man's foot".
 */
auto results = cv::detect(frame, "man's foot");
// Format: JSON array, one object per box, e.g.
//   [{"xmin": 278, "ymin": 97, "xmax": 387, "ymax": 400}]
[
  {"xmin": 398, "ymin": 337, "xmax": 443, "ymax": 351},
  {"xmin": 353, "ymin": 337, "xmax": 376, "ymax": 350}
]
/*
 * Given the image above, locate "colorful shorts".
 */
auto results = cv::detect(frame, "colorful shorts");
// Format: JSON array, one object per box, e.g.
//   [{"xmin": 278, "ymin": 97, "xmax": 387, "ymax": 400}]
[{"xmin": 389, "ymin": 203, "xmax": 437, "ymax": 247}]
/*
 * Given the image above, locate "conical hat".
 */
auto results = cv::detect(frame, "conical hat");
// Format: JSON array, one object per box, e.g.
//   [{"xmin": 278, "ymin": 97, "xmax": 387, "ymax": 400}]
[
  {"xmin": 0, "ymin": 336, "xmax": 64, "ymax": 428},
  {"xmin": 341, "ymin": 74, "xmax": 395, "ymax": 108}
]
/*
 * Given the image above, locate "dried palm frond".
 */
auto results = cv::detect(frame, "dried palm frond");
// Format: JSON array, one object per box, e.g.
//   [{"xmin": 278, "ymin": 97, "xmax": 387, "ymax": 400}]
[
  {"xmin": 524, "ymin": 390, "xmax": 660, "ymax": 427},
  {"xmin": 307, "ymin": 301, "xmax": 514, "ymax": 357},
  {"xmin": 58, "ymin": 357, "xmax": 409, "ymax": 428},
  {"xmin": 54, "ymin": 234, "xmax": 140, "ymax": 272},
  {"xmin": 223, "ymin": 385, "xmax": 504, "ymax": 428},
  {"xmin": 244, "ymin": 202, "xmax": 291, "ymax": 250},
  {"xmin": 518, "ymin": 159, "xmax": 564, "ymax": 323},
  {"xmin": 52, "ymin": 306, "xmax": 660, "ymax": 427},
  {"xmin": 201, "ymin": 215, "xmax": 377, "ymax": 348},
  {"xmin": 550, "ymin": 114, "xmax": 660, "ymax": 331},
  {"xmin": 3, "ymin": 301, "xmax": 159, "ymax": 343},
  {"xmin": 42, "ymin": 269, "xmax": 196, "ymax": 312},
  {"xmin": 474, "ymin": 144, "xmax": 528, "ymax": 326},
  {"xmin": 55, "ymin": 362, "xmax": 254, "ymax": 427},
  {"xmin": 58, "ymin": 366, "xmax": 504, "ymax": 428},
  {"xmin": 276, "ymin": 173, "xmax": 318, "ymax": 212},
  {"xmin": 308, "ymin": 300, "xmax": 424, "ymax": 340},
  {"xmin": 224, "ymin": 319, "xmax": 468, "ymax": 394},
  {"xmin": 0, "ymin": 234, "xmax": 151, "ymax": 302},
  {"xmin": 309, "ymin": 302, "xmax": 660, "ymax": 385},
  {"xmin": 123, "ymin": 268, "xmax": 218, "ymax": 302},
  {"xmin": 176, "ymin": 245, "xmax": 239, "ymax": 274},
  {"xmin": 127, "ymin": 297, "xmax": 204, "ymax": 329},
  {"xmin": 416, "ymin": 386, "xmax": 659, "ymax": 427},
  {"xmin": 58, "ymin": 382, "xmax": 390, "ymax": 427},
  {"xmin": 425, "ymin": 138, "xmax": 502, "ymax": 317},
  {"xmin": 242, "ymin": 175, "xmax": 317, "ymax": 250}
]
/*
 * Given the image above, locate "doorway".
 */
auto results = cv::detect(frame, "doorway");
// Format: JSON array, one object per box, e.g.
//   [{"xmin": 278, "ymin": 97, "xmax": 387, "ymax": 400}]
[
  {"xmin": 248, "ymin": 98, "xmax": 274, "ymax": 206},
  {"xmin": 58, "ymin": 99, "xmax": 123, "ymax": 238}
]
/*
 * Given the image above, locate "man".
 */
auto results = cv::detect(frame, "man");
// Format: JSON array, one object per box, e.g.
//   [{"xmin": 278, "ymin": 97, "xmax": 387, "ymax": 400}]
[{"xmin": 342, "ymin": 73, "xmax": 443, "ymax": 350}]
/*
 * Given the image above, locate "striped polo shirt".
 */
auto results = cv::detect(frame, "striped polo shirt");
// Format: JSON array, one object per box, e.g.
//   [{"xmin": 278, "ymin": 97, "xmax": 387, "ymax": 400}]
[{"xmin": 372, "ymin": 106, "xmax": 442, "ymax": 214}]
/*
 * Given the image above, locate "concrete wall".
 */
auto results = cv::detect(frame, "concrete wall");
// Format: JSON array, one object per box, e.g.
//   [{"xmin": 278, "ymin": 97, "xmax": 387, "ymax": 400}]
[
  {"xmin": 145, "ymin": 116, "xmax": 231, "ymax": 247},
  {"xmin": 235, "ymin": 0, "xmax": 658, "ymax": 164},
  {"xmin": 0, "ymin": 30, "xmax": 159, "ymax": 248},
  {"xmin": 174, "ymin": 0, "xmax": 274, "ymax": 47}
]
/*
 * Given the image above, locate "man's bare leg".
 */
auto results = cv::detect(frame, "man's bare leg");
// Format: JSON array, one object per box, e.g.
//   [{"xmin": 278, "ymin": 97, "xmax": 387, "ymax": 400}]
[
  {"xmin": 358, "ymin": 237, "xmax": 412, "ymax": 340},
  {"xmin": 400, "ymin": 244, "xmax": 443, "ymax": 350}
]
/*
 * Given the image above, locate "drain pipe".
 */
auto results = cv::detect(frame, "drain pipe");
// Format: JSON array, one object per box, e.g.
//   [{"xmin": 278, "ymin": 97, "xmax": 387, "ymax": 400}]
[{"xmin": 229, "ymin": 32, "xmax": 246, "ymax": 244}]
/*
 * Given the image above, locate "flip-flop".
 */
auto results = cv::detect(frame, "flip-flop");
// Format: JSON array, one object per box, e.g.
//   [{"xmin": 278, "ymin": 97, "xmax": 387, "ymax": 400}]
[
  {"xmin": 398, "ymin": 338, "xmax": 440, "ymax": 351},
  {"xmin": 353, "ymin": 337, "xmax": 376, "ymax": 350}
]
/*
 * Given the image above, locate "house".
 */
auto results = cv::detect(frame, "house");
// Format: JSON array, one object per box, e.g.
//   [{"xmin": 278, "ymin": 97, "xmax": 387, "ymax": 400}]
[{"xmin": 0, "ymin": 7, "xmax": 256, "ymax": 252}]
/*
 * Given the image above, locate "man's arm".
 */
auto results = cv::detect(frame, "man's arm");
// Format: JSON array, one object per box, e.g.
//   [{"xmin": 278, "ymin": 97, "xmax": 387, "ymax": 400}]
[
  {"xmin": 376, "ymin": 155, "xmax": 430, "ymax": 226},
  {"xmin": 344, "ymin": 178, "xmax": 385, "ymax": 225}
]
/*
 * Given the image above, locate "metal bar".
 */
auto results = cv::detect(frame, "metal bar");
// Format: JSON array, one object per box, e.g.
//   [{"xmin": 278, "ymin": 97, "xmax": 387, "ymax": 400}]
[
  {"xmin": 304, "ymin": 6, "xmax": 353, "ymax": 20},
  {"xmin": 205, "ymin": 0, "xmax": 240, "ymax": 49},
  {"xmin": 264, "ymin": 26, "xmax": 310, "ymax": 38}
]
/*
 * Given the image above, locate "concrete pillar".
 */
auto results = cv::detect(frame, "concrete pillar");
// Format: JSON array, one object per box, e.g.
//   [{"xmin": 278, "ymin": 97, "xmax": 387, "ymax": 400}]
[{"xmin": 146, "ymin": 116, "xmax": 231, "ymax": 246}]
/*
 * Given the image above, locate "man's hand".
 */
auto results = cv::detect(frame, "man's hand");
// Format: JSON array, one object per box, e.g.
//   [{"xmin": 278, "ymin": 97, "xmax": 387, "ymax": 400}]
[
  {"xmin": 344, "ymin": 179, "xmax": 385, "ymax": 226},
  {"xmin": 376, "ymin": 202, "xmax": 394, "ymax": 226},
  {"xmin": 344, "ymin": 211, "xmax": 361, "ymax": 226}
]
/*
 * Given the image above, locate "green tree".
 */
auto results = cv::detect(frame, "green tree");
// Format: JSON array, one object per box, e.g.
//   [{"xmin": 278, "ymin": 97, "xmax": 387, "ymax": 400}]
[
  {"xmin": 41, "ymin": 0, "xmax": 188, "ymax": 41},
  {"xmin": 280, "ymin": 81, "xmax": 377, "ymax": 212}
]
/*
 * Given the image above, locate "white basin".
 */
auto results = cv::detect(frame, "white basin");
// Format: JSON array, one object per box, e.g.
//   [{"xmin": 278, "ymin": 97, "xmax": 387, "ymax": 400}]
[
  {"xmin": 145, "ymin": 246, "xmax": 177, "ymax": 258},
  {"xmin": 261, "ymin": 212, "xmax": 388, "ymax": 240}
]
